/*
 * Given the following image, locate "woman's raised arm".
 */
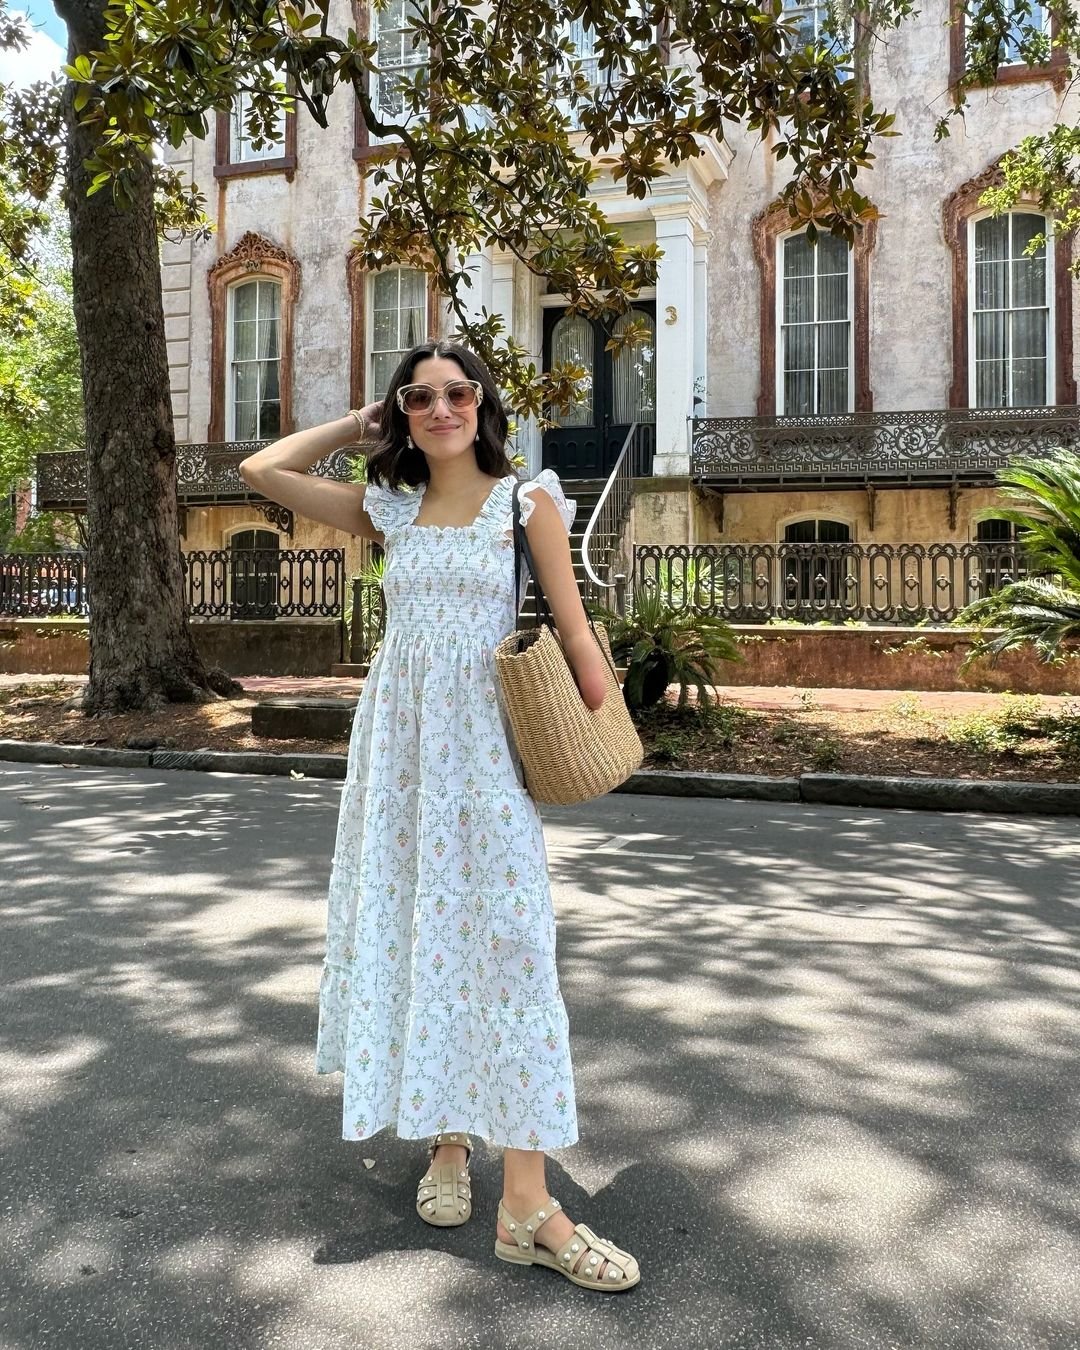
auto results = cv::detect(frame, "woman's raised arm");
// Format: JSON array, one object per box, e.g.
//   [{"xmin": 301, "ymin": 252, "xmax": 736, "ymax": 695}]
[{"xmin": 239, "ymin": 408, "xmax": 383, "ymax": 541}]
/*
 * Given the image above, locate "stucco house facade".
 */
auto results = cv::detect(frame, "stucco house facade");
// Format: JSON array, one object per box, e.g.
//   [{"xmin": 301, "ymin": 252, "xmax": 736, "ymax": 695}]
[{"xmin": 34, "ymin": 0, "xmax": 1080, "ymax": 631}]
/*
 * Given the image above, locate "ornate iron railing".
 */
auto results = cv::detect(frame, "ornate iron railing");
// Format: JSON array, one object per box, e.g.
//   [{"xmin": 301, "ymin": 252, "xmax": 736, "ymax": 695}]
[
  {"xmin": 691, "ymin": 406, "xmax": 1080, "ymax": 482},
  {"xmin": 0, "ymin": 553, "xmax": 89, "ymax": 616},
  {"xmin": 1, "ymin": 548, "xmax": 344, "ymax": 619},
  {"xmin": 634, "ymin": 542, "xmax": 1035, "ymax": 624},
  {"xmin": 184, "ymin": 547, "xmax": 344, "ymax": 618},
  {"xmin": 35, "ymin": 441, "xmax": 359, "ymax": 510}
]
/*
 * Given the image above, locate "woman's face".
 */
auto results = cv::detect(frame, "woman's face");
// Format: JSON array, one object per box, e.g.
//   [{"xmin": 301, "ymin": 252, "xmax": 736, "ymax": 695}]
[{"xmin": 401, "ymin": 356, "xmax": 481, "ymax": 464}]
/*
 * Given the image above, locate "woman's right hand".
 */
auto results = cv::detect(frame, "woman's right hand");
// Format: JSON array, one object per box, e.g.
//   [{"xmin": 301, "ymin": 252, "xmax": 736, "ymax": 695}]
[{"xmin": 360, "ymin": 400, "xmax": 384, "ymax": 431}]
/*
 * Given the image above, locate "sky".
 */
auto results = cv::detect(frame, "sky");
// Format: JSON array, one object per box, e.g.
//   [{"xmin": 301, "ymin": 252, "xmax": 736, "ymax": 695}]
[{"xmin": 0, "ymin": 4, "xmax": 66, "ymax": 88}]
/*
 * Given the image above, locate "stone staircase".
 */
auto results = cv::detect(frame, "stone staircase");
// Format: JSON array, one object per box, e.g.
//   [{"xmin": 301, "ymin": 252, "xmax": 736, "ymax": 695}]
[{"xmin": 518, "ymin": 476, "xmax": 609, "ymax": 622}]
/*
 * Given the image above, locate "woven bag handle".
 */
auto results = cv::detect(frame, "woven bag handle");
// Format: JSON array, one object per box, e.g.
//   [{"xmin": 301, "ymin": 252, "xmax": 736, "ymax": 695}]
[{"xmin": 511, "ymin": 480, "xmax": 621, "ymax": 686}]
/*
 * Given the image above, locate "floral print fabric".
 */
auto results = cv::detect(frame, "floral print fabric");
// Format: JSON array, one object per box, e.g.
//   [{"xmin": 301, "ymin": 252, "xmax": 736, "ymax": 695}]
[{"xmin": 315, "ymin": 469, "xmax": 580, "ymax": 1149}]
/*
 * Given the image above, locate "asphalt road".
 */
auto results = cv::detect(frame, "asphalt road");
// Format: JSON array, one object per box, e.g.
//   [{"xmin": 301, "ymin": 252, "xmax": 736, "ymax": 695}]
[{"xmin": 1, "ymin": 764, "xmax": 1078, "ymax": 1350}]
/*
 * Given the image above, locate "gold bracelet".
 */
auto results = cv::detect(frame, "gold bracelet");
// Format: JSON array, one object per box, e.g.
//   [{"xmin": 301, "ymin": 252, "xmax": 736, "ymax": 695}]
[{"xmin": 347, "ymin": 408, "xmax": 368, "ymax": 441}]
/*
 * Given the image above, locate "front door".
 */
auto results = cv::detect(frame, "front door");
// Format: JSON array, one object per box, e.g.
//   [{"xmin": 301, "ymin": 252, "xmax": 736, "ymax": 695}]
[{"xmin": 541, "ymin": 302, "xmax": 656, "ymax": 479}]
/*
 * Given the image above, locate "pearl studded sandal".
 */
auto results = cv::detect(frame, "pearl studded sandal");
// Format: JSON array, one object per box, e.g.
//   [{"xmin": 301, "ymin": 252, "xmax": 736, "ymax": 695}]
[
  {"xmin": 416, "ymin": 1132, "xmax": 473, "ymax": 1227},
  {"xmin": 494, "ymin": 1197, "xmax": 640, "ymax": 1291}
]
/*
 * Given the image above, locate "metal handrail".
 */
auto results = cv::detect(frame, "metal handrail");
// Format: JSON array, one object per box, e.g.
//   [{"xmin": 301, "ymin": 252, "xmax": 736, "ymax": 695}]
[{"xmin": 580, "ymin": 423, "xmax": 650, "ymax": 597}]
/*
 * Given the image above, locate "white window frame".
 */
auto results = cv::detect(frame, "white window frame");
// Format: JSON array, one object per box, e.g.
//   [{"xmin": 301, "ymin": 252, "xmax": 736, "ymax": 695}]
[
  {"xmin": 230, "ymin": 90, "xmax": 286, "ymax": 163},
  {"xmin": 225, "ymin": 278, "xmax": 283, "ymax": 442},
  {"xmin": 554, "ymin": 9, "xmax": 657, "ymax": 129},
  {"xmin": 369, "ymin": 0, "xmax": 429, "ymax": 142},
  {"xmin": 967, "ymin": 209, "xmax": 1054, "ymax": 410},
  {"xmin": 775, "ymin": 229, "xmax": 855, "ymax": 417},
  {"xmin": 781, "ymin": 0, "xmax": 853, "ymax": 56},
  {"xmin": 1000, "ymin": 0, "xmax": 1051, "ymax": 66},
  {"xmin": 366, "ymin": 267, "xmax": 429, "ymax": 404}
]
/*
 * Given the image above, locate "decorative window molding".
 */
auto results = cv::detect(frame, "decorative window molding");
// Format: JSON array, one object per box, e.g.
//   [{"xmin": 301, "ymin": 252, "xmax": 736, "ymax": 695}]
[
  {"xmin": 752, "ymin": 200, "xmax": 877, "ymax": 416},
  {"xmin": 347, "ymin": 254, "xmax": 439, "ymax": 407},
  {"xmin": 208, "ymin": 232, "xmax": 301, "ymax": 443},
  {"xmin": 943, "ymin": 162, "xmax": 1074, "ymax": 408},
  {"xmin": 215, "ymin": 91, "xmax": 297, "ymax": 181},
  {"xmin": 948, "ymin": 0, "xmax": 1067, "ymax": 92}
]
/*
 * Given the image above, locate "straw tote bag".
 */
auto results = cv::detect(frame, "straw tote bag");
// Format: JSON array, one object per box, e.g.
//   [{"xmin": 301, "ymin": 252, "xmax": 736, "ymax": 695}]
[{"xmin": 493, "ymin": 480, "xmax": 644, "ymax": 805}]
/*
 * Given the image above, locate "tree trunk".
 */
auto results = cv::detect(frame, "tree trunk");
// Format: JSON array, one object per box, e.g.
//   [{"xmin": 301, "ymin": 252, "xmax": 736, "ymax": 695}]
[{"xmin": 57, "ymin": 0, "xmax": 238, "ymax": 712}]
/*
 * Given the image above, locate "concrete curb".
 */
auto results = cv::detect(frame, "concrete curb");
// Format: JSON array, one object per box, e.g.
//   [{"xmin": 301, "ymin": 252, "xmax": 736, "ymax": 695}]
[{"xmin": 2, "ymin": 738, "xmax": 1077, "ymax": 815}]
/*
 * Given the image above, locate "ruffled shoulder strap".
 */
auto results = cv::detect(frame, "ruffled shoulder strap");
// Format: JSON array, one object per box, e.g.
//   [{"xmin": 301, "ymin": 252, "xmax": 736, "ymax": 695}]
[
  {"xmin": 363, "ymin": 481, "xmax": 424, "ymax": 540},
  {"xmin": 495, "ymin": 468, "xmax": 577, "ymax": 542}
]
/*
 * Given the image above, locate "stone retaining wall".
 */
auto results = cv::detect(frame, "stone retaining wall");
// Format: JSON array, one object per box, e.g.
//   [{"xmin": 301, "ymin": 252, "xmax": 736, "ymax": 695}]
[
  {"xmin": 3, "ymin": 618, "xmax": 1078, "ymax": 693},
  {"xmin": 0, "ymin": 618, "xmax": 342, "ymax": 677},
  {"xmin": 726, "ymin": 626, "xmax": 1080, "ymax": 695}
]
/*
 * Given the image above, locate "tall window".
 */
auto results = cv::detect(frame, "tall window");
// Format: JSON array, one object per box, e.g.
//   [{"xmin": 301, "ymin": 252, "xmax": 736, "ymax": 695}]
[
  {"xmin": 227, "ymin": 279, "xmax": 281, "ymax": 440},
  {"xmin": 230, "ymin": 91, "xmax": 286, "ymax": 163},
  {"xmin": 371, "ymin": 0, "xmax": 429, "ymax": 126},
  {"xmin": 778, "ymin": 232, "xmax": 853, "ymax": 416},
  {"xmin": 612, "ymin": 309, "xmax": 657, "ymax": 424},
  {"xmin": 971, "ymin": 212, "xmax": 1051, "ymax": 408},
  {"xmin": 369, "ymin": 269, "xmax": 427, "ymax": 402},
  {"xmin": 1000, "ymin": 0, "xmax": 1049, "ymax": 64}
]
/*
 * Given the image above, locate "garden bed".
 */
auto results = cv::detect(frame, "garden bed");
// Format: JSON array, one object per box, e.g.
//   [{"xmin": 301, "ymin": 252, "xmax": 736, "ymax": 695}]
[{"xmin": 1, "ymin": 681, "xmax": 1077, "ymax": 784}]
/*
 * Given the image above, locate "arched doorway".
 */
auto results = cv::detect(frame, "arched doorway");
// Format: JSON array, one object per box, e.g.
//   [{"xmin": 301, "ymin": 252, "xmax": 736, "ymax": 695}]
[
  {"xmin": 229, "ymin": 527, "xmax": 280, "ymax": 619},
  {"xmin": 541, "ymin": 302, "xmax": 656, "ymax": 478}
]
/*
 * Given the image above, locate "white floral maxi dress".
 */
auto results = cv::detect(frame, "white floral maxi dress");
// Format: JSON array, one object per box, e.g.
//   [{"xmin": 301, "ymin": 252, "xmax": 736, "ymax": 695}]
[{"xmin": 314, "ymin": 469, "xmax": 580, "ymax": 1151}]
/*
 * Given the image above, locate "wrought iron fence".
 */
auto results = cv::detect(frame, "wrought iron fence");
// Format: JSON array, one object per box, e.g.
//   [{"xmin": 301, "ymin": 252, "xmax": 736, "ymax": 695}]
[
  {"xmin": 0, "ymin": 553, "xmax": 88, "ymax": 616},
  {"xmin": 1, "ymin": 548, "xmax": 345, "ymax": 619},
  {"xmin": 184, "ymin": 548, "xmax": 344, "ymax": 618},
  {"xmin": 691, "ymin": 406, "xmax": 1080, "ymax": 481},
  {"xmin": 35, "ymin": 441, "xmax": 358, "ymax": 509},
  {"xmin": 634, "ymin": 542, "xmax": 1035, "ymax": 624}
]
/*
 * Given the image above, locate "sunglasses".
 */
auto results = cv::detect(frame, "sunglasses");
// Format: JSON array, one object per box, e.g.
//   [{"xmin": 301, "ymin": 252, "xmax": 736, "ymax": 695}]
[{"xmin": 395, "ymin": 379, "xmax": 485, "ymax": 415}]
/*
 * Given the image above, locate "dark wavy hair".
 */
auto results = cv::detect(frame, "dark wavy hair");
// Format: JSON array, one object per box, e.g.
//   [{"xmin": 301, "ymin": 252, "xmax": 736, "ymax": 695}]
[{"xmin": 364, "ymin": 340, "xmax": 516, "ymax": 489}]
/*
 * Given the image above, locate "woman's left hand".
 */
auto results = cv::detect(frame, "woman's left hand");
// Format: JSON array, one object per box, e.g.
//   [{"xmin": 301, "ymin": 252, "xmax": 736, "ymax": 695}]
[{"xmin": 562, "ymin": 630, "xmax": 609, "ymax": 711}]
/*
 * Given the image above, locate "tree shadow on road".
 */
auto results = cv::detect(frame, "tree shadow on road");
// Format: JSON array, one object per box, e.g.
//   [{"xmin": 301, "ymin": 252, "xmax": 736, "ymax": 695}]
[{"xmin": 0, "ymin": 768, "xmax": 1077, "ymax": 1349}]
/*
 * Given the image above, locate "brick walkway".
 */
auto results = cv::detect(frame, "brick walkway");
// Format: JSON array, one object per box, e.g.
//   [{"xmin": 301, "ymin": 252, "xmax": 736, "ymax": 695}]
[{"xmin": 3, "ymin": 671, "xmax": 1075, "ymax": 713}]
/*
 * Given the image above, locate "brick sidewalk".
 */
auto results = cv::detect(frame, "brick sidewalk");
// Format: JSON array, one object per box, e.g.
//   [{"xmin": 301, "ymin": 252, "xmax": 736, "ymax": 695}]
[{"xmin": 4, "ymin": 671, "xmax": 1075, "ymax": 713}]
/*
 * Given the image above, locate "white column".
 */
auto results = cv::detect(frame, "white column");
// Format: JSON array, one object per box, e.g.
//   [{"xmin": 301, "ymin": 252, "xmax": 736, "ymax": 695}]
[
  {"xmin": 456, "ymin": 251, "xmax": 493, "ymax": 332},
  {"xmin": 652, "ymin": 212, "xmax": 695, "ymax": 477},
  {"xmin": 693, "ymin": 233, "xmax": 708, "ymax": 417}
]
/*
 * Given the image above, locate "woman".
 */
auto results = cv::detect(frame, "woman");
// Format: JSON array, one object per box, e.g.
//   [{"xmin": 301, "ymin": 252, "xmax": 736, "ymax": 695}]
[{"xmin": 240, "ymin": 339, "xmax": 639, "ymax": 1291}]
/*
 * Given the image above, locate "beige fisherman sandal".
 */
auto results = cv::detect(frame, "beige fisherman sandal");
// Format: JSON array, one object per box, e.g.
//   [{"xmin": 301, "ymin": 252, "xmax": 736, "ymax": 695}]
[
  {"xmin": 493, "ymin": 1197, "xmax": 640, "ymax": 1292},
  {"xmin": 415, "ymin": 1132, "xmax": 473, "ymax": 1227}
]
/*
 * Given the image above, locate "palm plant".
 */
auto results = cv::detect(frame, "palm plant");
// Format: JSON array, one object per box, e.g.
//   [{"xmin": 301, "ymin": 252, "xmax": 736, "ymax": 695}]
[
  {"xmin": 594, "ymin": 583, "xmax": 740, "ymax": 711},
  {"xmin": 957, "ymin": 447, "xmax": 1080, "ymax": 663}
]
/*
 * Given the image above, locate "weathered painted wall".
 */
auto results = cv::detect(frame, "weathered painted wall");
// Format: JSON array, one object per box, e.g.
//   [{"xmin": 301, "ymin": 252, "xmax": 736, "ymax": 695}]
[{"xmin": 709, "ymin": 0, "xmax": 1079, "ymax": 416}]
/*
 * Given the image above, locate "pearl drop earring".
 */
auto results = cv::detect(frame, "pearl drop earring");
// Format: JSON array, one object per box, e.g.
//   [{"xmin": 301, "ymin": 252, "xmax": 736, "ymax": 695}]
[{"xmin": 406, "ymin": 433, "xmax": 415, "ymax": 449}]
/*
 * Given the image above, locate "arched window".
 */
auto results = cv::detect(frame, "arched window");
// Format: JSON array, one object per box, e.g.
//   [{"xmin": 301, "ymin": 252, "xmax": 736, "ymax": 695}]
[
  {"xmin": 550, "ymin": 315, "xmax": 595, "ymax": 427},
  {"xmin": 753, "ymin": 201, "xmax": 876, "ymax": 417},
  {"xmin": 971, "ymin": 212, "xmax": 1052, "ymax": 408},
  {"xmin": 612, "ymin": 309, "xmax": 656, "ymax": 424},
  {"xmin": 370, "ymin": 268, "xmax": 428, "ymax": 402},
  {"xmin": 227, "ymin": 279, "xmax": 282, "ymax": 441},
  {"xmin": 208, "ymin": 232, "xmax": 299, "ymax": 444},
  {"xmin": 778, "ymin": 231, "xmax": 853, "ymax": 416},
  {"xmin": 782, "ymin": 518, "xmax": 852, "ymax": 609},
  {"xmin": 226, "ymin": 526, "xmax": 280, "ymax": 620},
  {"xmin": 973, "ymin": 516, "xmax": 1026, "ymax": 592},
  {"xmin": 944, "ymin": 165, "xmax": 1074, "ymax": 408}
]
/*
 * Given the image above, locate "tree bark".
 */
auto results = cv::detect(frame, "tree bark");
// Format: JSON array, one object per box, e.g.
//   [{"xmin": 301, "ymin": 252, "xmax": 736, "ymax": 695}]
[{"xmin": 56, "ymin": 0, "xmax": 238, "ymax": 712}]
